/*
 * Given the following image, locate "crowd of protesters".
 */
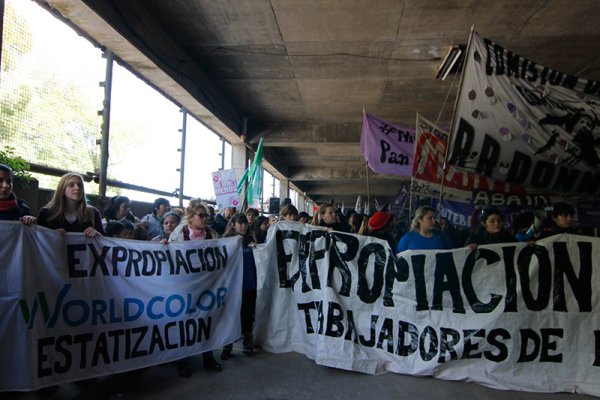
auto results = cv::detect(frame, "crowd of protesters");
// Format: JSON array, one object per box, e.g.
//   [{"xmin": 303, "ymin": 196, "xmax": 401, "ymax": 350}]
[{"xmin": 1, "ymin": 165, "xmax": 592, "ymax": 382}]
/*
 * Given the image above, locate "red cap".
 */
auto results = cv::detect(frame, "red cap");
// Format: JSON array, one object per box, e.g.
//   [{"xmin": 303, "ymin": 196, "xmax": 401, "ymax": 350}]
[{"xmin": 368, "ymin": 211, "xmax": 391, "ymax": 231}]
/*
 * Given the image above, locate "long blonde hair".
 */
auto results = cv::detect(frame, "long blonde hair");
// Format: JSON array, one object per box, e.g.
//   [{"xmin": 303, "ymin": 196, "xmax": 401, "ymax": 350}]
[
  {"xmin": 411, "ymin": 206, "xmax": 436, "ymax": 231},
  {"xmin": 311, "ymin": 203, "xmax": 334, "ymax": 225},
  {"xmin": 44, "ymin": 173, "xmax": 93, "ymax": 223}
]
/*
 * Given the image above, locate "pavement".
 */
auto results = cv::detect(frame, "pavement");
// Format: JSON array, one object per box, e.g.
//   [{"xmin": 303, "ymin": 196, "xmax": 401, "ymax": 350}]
[{"xmin": 3, "ymin": 345, "xmax": 597, "ymax": 400}]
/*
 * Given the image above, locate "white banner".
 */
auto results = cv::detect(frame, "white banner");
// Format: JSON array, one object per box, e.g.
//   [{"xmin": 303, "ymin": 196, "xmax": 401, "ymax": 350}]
[
  {"xmin": 449, "ymin": 32, "xmax": 600, "ymax": 197},
  {"xmin": 254, "ymin": 221, "xmax": 600, "ymax": 396},
  {"xmin": 0, "ymin": 222, "xmax": 243, "ymax": 391},
  {"xmin": 212, "ymin": 169, "xmax": 241, "ymax": 209}
]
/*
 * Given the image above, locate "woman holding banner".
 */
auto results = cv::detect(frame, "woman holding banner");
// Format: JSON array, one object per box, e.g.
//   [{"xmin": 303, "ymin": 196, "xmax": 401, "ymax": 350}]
[
  {"xmin": 169, "ymin": 199, "xmax": 223, "ymax": 377},
  {"xmin": 465, "ymin": 207, "xmax": 515, "ymax": 249},
  {"xmin": 313, "ymin": 203, "xmax": 350, "ymax": 232},
  {"xmin": 396, "ymin": 206, "xmax": 452, "ymax": 252},
  {"xmin": 37, "ymin": 172, "xmax": 104, "ymax": 237},
  {"xmin": 151, "ymin": 211, "xmax": 181, "ymax": 243}
]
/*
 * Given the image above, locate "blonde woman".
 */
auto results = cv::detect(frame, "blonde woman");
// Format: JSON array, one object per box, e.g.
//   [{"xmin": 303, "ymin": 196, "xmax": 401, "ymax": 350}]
[
  {"xmin": 37, "ymin": 173, "xmax": 104, "ymax": 237},
  {"xmin": 311, "ymin": 203, "xmax": 349, "ymax": 232},
  {"xmin": 396, "ymin": 206, "xmax": 451, "ymax": 252}
]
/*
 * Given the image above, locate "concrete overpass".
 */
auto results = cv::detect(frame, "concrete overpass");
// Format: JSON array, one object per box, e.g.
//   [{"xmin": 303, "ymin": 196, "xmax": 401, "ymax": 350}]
[{"xmin": 33, "ymin": 0, "xmax": 600, "ymax": 206}]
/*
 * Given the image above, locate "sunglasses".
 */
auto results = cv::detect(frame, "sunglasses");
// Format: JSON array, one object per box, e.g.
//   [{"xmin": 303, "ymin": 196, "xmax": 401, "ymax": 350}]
[{"xmin": 195, "ymin": 212, "xmax": 208, "ymax": 218}]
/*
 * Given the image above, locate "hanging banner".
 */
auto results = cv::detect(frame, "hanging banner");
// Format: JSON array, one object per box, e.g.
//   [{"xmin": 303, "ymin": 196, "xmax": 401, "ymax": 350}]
[
  {"xmin": 212, "ymin": 169, "xmax": 241, "ymax": 209},
  {"xmin": 254, "ymin": 221, "xmax": 600, "ymax": 397},
  {"xmin": 448, "ymin": 32, "xmax": 600, "ymax": 197},
  {"xmin": 0, "ymin": 222, "xmax": 243, "ymax": 391},
  {"xmin": 360, "ymin": 113, "xmax": 415, "ymax": 176},
  {"xmin": 413, "ymin": 114, "xmax": 525, "ymax": 202}
]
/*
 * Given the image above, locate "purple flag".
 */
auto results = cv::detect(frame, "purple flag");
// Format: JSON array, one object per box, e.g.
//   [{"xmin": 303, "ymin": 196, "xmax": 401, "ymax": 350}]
[{"xmin": 360, "ymin": 113, "xmax": 415, "ymax": 175}]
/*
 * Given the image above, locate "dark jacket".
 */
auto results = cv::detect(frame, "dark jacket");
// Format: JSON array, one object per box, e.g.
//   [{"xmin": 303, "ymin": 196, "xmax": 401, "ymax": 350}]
[
  {"xmin": 465, "ymin": 228, "xmax": 515, "ymax": 246},
  {"xmin": 38, "ymin": 207, "xmax": 105, "ymax": 235},
  {"xmin": 0, "ymin": 195, "xmax": 31, "ymax": 221},
  {"xmin": 319, "ymin": 220, "xmax": 350, "ymax": 233},
  {"xmin": 538, "ymin": 224, "xmax": 576, "ymax": 239}
]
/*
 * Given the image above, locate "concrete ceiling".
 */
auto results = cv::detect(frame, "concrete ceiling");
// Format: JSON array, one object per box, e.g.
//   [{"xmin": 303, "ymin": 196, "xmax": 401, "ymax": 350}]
[{"xmin": 39, "ymin": 0, "xmax": 600, "ymax": 206}]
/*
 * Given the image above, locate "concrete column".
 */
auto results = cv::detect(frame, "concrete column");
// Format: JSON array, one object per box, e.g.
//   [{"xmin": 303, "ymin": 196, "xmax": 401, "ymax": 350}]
[
  {"xmin": 297, "ymin": 193, "xmax": 306, "ymax": 212},
  {"xmin": 231, "ymin": 143, "xmax": 247, "ymax": 208},
  {"xmin": 279, "ymin": 179, "xmax": 290, "ymax": 202}
]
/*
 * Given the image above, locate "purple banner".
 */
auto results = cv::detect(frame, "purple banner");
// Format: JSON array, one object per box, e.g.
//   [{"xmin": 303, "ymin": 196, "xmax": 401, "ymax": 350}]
[
  {"xmin": 433, "ymin": 198, "xmax": 535, "ymax": 229},
  {"xmin": 360, "ymin": 113, "xmax": 415, "ymax": 176}
]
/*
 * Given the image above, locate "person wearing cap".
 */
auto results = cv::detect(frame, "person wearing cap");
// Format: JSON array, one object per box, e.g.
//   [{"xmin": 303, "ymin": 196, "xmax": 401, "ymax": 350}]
[
  {"xmin": 366, "ymin": 211, "xmax": 396, "ymax": 250},
  {"xmin": 396, "ymin": 206, "xmax": 452, "ymax": 253}
]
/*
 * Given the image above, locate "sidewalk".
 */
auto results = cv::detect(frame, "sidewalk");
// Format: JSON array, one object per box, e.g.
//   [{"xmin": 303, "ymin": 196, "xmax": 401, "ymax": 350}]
[{"xmin": 4, "ymin": 348, "xmax": 596, "ymax": 400}]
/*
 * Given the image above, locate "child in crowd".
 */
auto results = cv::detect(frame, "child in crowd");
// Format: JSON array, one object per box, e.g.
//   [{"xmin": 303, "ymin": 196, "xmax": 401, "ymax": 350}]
[{"xmin": 104, "ymin": 219, "xmax": 135, "ymax": 239}]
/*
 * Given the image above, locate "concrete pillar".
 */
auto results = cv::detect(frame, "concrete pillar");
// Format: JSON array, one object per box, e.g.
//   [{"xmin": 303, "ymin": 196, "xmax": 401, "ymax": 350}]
[
  {"xmin": 279, "ymin": 179, "xmax": 290, "ymax": 202},
  {"xmin": 297, "ymin": 193, "xmax": 306, "ymax": 212},
  {"xmin": 231, "ymin": 143, "xmax": 247, "ymax": 208}
]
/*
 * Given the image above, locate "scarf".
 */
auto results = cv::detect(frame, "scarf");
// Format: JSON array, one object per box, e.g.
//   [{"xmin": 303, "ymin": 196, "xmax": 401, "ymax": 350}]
[
  {"xmin": 0, "ymin": 192, "xmax": 18, "ymax": 212},
  {"xmin": 189, "ymin": 227, "xmax": 207, "ymax": 241}
]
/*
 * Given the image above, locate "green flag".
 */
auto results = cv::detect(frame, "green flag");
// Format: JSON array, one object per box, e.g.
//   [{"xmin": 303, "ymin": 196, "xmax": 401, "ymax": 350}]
[{"xmin": 237, "ymin": 138, "xmax": 263, "ymax": 206}]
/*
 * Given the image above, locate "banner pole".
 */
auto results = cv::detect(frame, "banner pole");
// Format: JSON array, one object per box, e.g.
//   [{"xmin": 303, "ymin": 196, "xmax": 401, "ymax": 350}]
[
  {"xmin": 439, "ymin": 25, "xmax": 476, "ymax": 208},
  {"xmin": 365, "ymin": 163, "xmax": 371, "ymax": 215}
]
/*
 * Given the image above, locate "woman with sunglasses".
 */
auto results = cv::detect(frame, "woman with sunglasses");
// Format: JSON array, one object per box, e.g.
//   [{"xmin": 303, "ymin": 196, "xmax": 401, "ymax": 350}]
[
  {"xmin": 169, "ymin": 199, "xmax": 222, "ymax": 377},
  {"xmin": 396, "ymin": 206, "xmax": 452, "ymax": 253}
]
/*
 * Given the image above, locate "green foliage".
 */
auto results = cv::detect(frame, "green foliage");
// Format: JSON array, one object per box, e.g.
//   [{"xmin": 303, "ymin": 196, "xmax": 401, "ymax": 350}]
[{"xmin": 0, "ymin": 146, "xmax": 33, "ymax": 181}]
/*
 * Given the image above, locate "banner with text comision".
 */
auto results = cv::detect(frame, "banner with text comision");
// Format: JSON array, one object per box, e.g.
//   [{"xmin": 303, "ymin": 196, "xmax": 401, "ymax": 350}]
[
  {"xmin": 0, "ymin": 222, "xmax": 243, "ymax": 391},
  {"xmin": 254, "ymin": 221, "xmax": 600, "ymax": 396},
  {"xmin": 448, "ymin": 32, "xmax": 600, "ymax": 197}
]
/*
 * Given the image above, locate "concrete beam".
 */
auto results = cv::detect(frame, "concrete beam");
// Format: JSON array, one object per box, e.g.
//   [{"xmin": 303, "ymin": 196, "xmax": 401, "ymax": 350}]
[
  {"xmin": 288, "ymin": 166, "xmax": 400, "ymax": 181},
  {"xmin": 248, "ymin": 121, "xmax": 361, "ymax": 147}
]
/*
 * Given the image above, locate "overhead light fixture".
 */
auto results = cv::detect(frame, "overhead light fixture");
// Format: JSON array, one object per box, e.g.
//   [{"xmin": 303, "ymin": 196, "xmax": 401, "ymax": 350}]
[{"xmin": 436, "ymin": 44, "xmax": 465, "ymax": 80}]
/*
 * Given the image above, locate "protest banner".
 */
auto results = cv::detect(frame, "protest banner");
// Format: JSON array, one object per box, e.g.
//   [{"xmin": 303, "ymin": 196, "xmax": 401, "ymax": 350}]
[
  {"xmin": 360, "ymin": 113, "xmax": 415, "ymax": 176},
  {"xmin": 212, "ymin": 169, "xmax": 241, "ymax": 209},
  {"xmin": 0, "ymin": 222, "xmax": 243, "ymax": 391},
  {"xmin": 413, "ymin": 114, "xmax": 525, "ymax": 202},
  {"xmin": 254, "ymin": 221, "xmax": 600, "ymax": 396},
  {"xmin": 448, "ymin": 32, "xmax": 600, "ymax": 197}
]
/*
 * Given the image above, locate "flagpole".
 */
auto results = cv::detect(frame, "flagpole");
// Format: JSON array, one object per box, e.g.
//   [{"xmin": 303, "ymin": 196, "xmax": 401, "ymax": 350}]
[
  {"xmin": 440, "ymin": 25, "xmax": 476, "ymax": 207},
  {"xmin": 365, "ymin": 163, "xmax": 371, "ymax": 215}
]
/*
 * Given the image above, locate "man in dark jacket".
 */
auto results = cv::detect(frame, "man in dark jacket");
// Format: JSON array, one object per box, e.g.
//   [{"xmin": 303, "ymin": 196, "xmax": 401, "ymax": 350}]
[{"xmin": 0, "ymin": 164, "xmax": 36, "ymax": 224}]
